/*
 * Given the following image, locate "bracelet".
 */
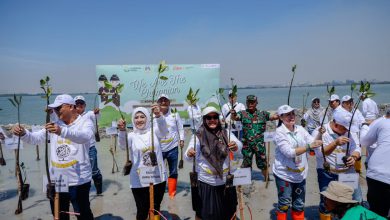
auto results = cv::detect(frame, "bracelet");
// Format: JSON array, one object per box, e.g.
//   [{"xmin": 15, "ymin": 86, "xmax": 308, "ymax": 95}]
[{"xmin": 306, "ymin": 144, "xmax": 311, "ymax": 152}]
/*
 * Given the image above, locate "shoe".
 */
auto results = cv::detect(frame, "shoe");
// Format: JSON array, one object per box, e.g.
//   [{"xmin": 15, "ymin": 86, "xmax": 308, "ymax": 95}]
[
  {"xmin": 168, "ymin": 177, "xmax": 177, "ymax": 199},
  {"xmin": 291, "ymin": 210, "xmax": 304, "ymax": 220},
  {"xmin": 276, "ymin": 211, "xmax": 287, "ymax": 220}
]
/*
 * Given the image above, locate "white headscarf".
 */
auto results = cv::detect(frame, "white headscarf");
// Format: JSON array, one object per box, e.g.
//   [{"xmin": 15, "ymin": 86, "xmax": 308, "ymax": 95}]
[{"xmin": 132, "ymin": 107, "xmax": 151, "ymax": 134}]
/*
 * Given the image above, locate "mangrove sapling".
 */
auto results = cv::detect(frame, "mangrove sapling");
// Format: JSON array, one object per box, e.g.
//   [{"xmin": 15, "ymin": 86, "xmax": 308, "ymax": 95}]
[
  {"xmin": 148, "ymin": 61, "xmax": 169, "ymax": 166},
  {"xmin": 215, "ymin": 88, "xmax": 228, "ymax": 129},
  {"xmin": 171, "ymin": 108, "xmax": 184, "ymax": 169},
  {"xmin": 39, "ymin": 76, "xmax": 55, "ymax": 200},
  {"xmin": 350, "ymin": 83, "xmax": 357, "ymax": 97},
  {"xmin": 186, "ymin": 88, "xmax": 200, "ymax": 211},
  {"xmin": 342, "ymin": 81, "xmax": 375, "ymax": 165},
  {"xmin": 300, "ymin": 92, "xmax": 310, "ymax": 127},
  {"xmin": 319, "ymin": 85, "xmax": 336, "ymax": 172},
  {"xmin": 287, "ymin": 64, "xmax": 297, "ymax": 106},
  {"xmin": 94, "ymin": 95, "xmax": 101, "ymax": 142},
  {"xmin": 9, "ymin": 94, "xmax": 24, "ymax": 214},
  {"xmin": 103, "ymin": 80, "xmax": 132, "ymax": 175},
  {"xmin": 20, "ymin": 162, "xmax": 30, "ymax": 200}
]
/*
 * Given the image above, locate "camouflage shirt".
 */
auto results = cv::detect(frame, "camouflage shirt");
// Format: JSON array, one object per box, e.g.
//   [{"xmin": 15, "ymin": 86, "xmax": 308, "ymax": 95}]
[{"xmin": 237, "ymin": 109, "xmax": 270, "ymax": 146}]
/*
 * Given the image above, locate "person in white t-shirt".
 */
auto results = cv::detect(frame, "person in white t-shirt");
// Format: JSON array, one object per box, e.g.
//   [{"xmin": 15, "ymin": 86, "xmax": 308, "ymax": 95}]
[
  {"xmin": 312, "ymin": 110, "xmax": 362, "ymax": 220},
  {"xmin": 272, "ymin": 105, "xmax": 322, "ymax": 220},
  {"xmin": 360, "ymin": 93, "xmax": 379, "ymax": 121},
  {"xmin": 185, "ymin": 106, "xmax": 242, "ymax": 220},
  {"xmin": 360, "ymin": 109, "xmax": 390, "ymax": 218},
  {"xmin": 187, "ymin": 102, "xmax": 202, "ymax": 131},
  {"xmin": 156, "ymin": 94, "xmax": 184, "ymax": 199},
  {"xmin": 117, "ymin": 105, "xmax": 168, "ymax": 220},
  {"xmin": 74, "ymin": 95, "xmax": 103, "ymax": 195},
  {"xmin": 12, "ymin": 94, "xmax": 94, "ymax": 220},
  {"xmin": 221, "ymin": 90, "xmax": 246, "ymax": 139}
]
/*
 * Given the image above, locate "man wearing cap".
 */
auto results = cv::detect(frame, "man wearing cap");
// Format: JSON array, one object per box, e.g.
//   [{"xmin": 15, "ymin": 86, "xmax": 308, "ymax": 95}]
[
  {"xmin": 326, "ymin": 94, "xmax": 341, "ymax": 121},
  {"xmin": 74, "ymin": 95, "xmax": 103, "ymax": 195},
  {"xmin": 12, "ymin": 94, "xmax": 94, "ymax": 220},
  {"xmin": 361, "ymin": 109, "xmax": 390, "ymax": 218},
  {"xmin": 312, "ymin": 110, "xmax": 362, "ymax": 220},
  {"xmin": 302, "ymin": 97, "xmax": 327, "ymax": 135},
  {"xmin": 360, "ymin": 93, "xmax": 379, "ymax": 121},
  {"xmin": 231, "ymin": 95, "xmax": 278, "ymax": 179},
  {"xmin": 221, "ymin": 90, "xmax": 246, "ymax": 139},
  {"xmin": 156, "ymin": 94, "xmax": 184, "ymax": 199},
  {"xmin": 321, "ymin": 181, "xmax": 385, "ymax": 220},
  {"xmin": 340, "ymin": 95, "xmax": 365, "ymax": 173}
]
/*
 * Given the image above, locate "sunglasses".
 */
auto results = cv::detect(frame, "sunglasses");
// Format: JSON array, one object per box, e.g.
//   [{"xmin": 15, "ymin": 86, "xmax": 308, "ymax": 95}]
[{"xmin": 205, "ymin": 115, "xmax": 219, "ymax": 120}]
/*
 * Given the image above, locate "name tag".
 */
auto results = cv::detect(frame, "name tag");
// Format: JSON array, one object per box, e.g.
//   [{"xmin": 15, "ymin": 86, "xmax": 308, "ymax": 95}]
[
  {"xmin": 105, "ymin": 127, "xmax": 118, "ymax": 135},
  {"xmin": 5, "ymin": 136, "xmax": 23, "ymax": 150},
  {"xmin": 338, "ymin": 173, "xmax": 359, "ymax": 189},
  {"xmin": 139, "ymin": 166, "xmax": 162, "ymax": 185},
  {"xmin": 42, "ymin": 174, "xmax": 69, "ymax": 193},
  {"xmin": 264, "ymin": 132, "xmax": 275, "ymax": 143},
  {"xmin": 233, "ymin": 168, "xmax": 251, "ymax": 186}
]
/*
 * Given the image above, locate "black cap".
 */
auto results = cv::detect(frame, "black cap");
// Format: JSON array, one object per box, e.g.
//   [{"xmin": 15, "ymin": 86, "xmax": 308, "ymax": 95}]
[
  {"xmin": 246, "ymin": 95, "xmax": 257, "ymax": 101},
  {"xmin": 110, "ymin": 74, "xmax": 120, "ymax": 81},
  {"xmin": 98, "ymin": 74, "xmax": 107, "ymax": 81}
]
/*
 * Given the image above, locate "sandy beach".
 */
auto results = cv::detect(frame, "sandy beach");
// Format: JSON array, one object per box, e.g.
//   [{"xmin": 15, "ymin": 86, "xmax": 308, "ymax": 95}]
[{"xmin": 0, "ymin": 120, "xmax": 369, "ymax": 220}]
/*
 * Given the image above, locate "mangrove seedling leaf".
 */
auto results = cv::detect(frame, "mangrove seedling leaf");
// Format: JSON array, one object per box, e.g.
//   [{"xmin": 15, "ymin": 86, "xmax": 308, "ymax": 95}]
[
  {"xmin": 40, "ymin": 79, "xmax": 45, "ymax": 86},
  {"xmin": 218, "ymin": 88, "xmax": 224, "ymax": 94},
  {"xmin": 8, "ymin": 98, "xmax": 16, "ymax": 107},
  {"xmin": 359, "ymin": 81, "xmax": 365, "ymax": 92},
  {"xmin": 45, "ymin": 76, "xmax": 50, "ymax": 82},
  {"xmin": 194, "ymin": 89, "xmax": 200, "ymax": 97},
  {"xmin": 330, "ymin": 86, "xmax": 335, "ymax": 94},
  {"xmin": 292, "ymin": 64, "xmax": 297, "ymax": 73},
  {"xmin": 365, "ymin": 82, "xmax": 371, "ymax": 91},
  {"xmin": 160, "ymin": 76, "xmax": 168, "ymax": 80}
]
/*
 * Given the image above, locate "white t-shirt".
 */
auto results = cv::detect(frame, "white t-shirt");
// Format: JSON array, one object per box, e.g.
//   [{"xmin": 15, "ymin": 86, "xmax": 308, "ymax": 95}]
[
  {"xmin": 80, "ymin": 110, "xmax": 100, "ymax": 146},
  {"xmin": 21, "ymin": 115, "xmax": 94, "ymax": 186},
  {"xmin": 362, "ymin": 98, "xmax": 379, "ymax": 120},
  {"xmin": 272, "ymin": 124, "xmax": 314, "ymax": 183},
  {"xmin": 118, "ymin": 116, "xmax": 168, "ymax": 188},
  {"xmin": 184, "ymin": 131, "xmax": 242, "ymax": 186},
  {"xmin": 312, "ymin": 123, "xmax": 360, "ymax": 173},
  {"xmin": 159, "ymin": 109, "xmax": 185, "ymax": 152},
  {"xmin": 361, "ymin": 117, "xmax": 390, "ymax": 185},
  {"xmin": 222, "ymin": 102, "xmax": 246, "ymax": 132}
]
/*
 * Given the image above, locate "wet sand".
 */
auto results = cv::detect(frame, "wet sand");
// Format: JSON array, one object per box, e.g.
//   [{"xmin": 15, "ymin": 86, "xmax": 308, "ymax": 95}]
[{"xmin": 0, "ymin": 126, "xmax": 368, "ymax": 220}]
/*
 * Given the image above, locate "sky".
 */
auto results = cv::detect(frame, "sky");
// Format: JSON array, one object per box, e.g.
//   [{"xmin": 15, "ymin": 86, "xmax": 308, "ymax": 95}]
[{"xmin": 0, "ymin": 0, "xmax": 389, "ymax": 94}]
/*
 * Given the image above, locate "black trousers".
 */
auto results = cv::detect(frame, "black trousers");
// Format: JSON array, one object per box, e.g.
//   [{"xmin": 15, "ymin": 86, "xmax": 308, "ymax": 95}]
[
  {"xmin": 50, "ymin": 181, "xmax": 93, "ymax": 220},
  {"xmin": 367, "ymin": 177, "xmax": 390, "ymax": 219},
  {"xmin": 131, "ymin": 181, "xmax": 166, "ymax": 220}
]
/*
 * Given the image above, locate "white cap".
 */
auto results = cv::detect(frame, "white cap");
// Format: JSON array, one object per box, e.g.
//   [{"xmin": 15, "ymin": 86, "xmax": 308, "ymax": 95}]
[
  {"xmin": 74, "ymin": 95, "xmax": 85, "ymax": 102},
  {"xmin": 312, "ymin": 97, "xmax": 320, "ymax": 102},
  {"xmin": 48, "ymin": 94, "xmax": 75, "ymax": 108},
  {"xmin": 157, "ymin": 94, "xmax": 169, "ymax": 100},
  {"xmin": 341, "ymin": 95, "xmax": 353, "ymax": 103},
  {"xmin": 328, "ymin": 94, "xmax": 340, "ymax": 101},
  {"xmin": 333, "ymin": 109, "xmax": 352, "ymax": 129},
  {"xmin": 202, "ymin": 106, "xmax": 220, "ymax": 116},
  {"xmin": 277, "ymin": 105, "xmax": 295, "ymax": 116}
]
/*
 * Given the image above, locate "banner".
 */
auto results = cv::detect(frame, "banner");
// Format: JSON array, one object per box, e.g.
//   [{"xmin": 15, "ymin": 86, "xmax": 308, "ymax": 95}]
[{"xmin": 96, "ymin": 64, "xmax": 220, "ymax": 127}]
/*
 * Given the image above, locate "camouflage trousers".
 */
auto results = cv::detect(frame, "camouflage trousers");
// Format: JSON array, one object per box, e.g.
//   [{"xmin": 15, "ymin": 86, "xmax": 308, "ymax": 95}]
[{"xmin": 241, "ymin": 142, "xmax": 267, "ymax": 170}]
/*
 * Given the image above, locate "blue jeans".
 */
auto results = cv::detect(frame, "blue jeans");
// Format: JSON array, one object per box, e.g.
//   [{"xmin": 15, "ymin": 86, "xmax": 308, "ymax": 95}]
[
  {"xmin": 162, "ymin": 147, "xmax": 178, "ymax": 179},
  {"xmin": 89, "ymin": 146, "xmax": 102, "ymax": 182},
  {"xmin": 317, "ymin": 168, "xmax": 362, "ymax": 214},
  {"xmin": 274, "ymin": 174, "xmax": 306, "ymax": 212},
  {"xmin": 50, "ymin": 181, "xmax": 94, "ymax": 220}
]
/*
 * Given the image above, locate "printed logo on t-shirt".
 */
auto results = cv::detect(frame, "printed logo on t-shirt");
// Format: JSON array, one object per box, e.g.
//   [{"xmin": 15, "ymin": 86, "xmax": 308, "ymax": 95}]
[{"xmin": 56, "ymin": 144, "xmax": 71, "ymax": 161}]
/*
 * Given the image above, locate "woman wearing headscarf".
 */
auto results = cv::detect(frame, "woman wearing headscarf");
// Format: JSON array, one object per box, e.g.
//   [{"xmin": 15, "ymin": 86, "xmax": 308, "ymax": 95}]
[
  {"xmin": 117, "ymin": 105, "xmax": 168, "ymax": 220},
  {"xmin": 303, "ymin": 97, "xmax": 327, "ymax": 134},
  {"xmin": 185, "ymin": 106, "xmax": 242, "ymax": 220},
  {"xmin": 273, "ymin": 105, "xmax": 323, "ymax": 220}
]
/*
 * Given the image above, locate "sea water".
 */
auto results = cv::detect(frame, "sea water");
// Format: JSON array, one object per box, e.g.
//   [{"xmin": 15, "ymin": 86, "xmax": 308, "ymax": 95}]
[{"xmin": 1, "ymin": 84, "xmax": 389, "ymax": 125}]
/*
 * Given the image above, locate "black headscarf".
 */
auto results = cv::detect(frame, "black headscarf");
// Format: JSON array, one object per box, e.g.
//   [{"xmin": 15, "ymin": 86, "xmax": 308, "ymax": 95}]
[{"xmin": 196, "ymin": 115, "xmax": 229, "ymax": 179}]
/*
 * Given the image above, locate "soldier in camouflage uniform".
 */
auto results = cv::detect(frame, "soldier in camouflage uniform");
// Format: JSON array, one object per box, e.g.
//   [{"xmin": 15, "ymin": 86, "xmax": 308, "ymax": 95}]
[{"xmin": 231, "ymin": 95, "xmax": 278, "ymax": 178}]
